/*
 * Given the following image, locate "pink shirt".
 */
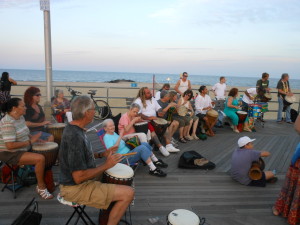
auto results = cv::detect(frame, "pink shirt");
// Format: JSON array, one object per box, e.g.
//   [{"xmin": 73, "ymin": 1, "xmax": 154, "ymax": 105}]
[{"xmin": 118, "ymin": 113, "xmax": 135, "ymax": 135}]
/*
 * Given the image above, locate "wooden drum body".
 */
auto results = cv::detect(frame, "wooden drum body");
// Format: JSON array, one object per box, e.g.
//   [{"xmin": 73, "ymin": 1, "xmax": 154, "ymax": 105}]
[
  {"xmin": 151, "ymin": 118, "xmax": 168, "ymax": 136},
  {"xmin": 47, "ymin": 123, "xmax": 66, "ymax": 145},
  {"xmin": 236, "ymin": 111, "xmax": 248, "ymax": 132},
  {"xmin": 167, "ymin": 209, "xmax": 200, "ymax": 225},
  {"xmin": 99, "ymin": 163, "xmax": 134, "ymax": 225},
  {"xmin": 204, "ymin": 109, "xmax": 218, "ymax": 129},
  {"xmin": 133, "ymin": 121, "xmax": 149, "ymax": 134},
  {"xmin": 249, "ymin": 158, "xmax": 265, "ymax": 180}
]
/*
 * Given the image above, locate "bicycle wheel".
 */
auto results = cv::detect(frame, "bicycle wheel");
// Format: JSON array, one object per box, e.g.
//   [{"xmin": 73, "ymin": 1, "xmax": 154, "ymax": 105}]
[{"xmin": 94, "ymin": 100, "xmax": 111, "ymax": 120}]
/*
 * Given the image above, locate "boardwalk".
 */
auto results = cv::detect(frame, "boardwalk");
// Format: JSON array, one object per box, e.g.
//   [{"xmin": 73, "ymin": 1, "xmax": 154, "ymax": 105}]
[{"xmin": 0, "ymin": 120, "xmax": 298, "ymax": 225}]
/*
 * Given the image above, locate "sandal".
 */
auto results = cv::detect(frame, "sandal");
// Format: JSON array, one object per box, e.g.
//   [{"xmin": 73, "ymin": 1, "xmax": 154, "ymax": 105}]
[
  {"xmin": 192, "ymin": 135, "xmax": 199, "ymax": 140},
  {"xmin": 233, "ymin": 129, "xmax": 239, "ymax": 133},
  {"xmin": 272, "ymin": 206, "xmax": 279, "ymax": 216},
  {"xmin": 185, "ymin": 136, "xmax": 193, "ymax": 141},
  {"xmin": 36, "ymin": 186, "xmax": 54, "ymax": 200},
  {"xmin": 243, "ymin": 127, "xmax": 252, "ymax": 132},
  {"xmin": 179, "ymin": 138, "xmax": 187, "ymax": 143}
]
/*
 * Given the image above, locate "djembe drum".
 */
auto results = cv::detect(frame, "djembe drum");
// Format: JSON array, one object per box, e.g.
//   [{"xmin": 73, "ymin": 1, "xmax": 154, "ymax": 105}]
[
  {"xmin": 151, "ymin": 118, "xmax": 169, "ymax": 136},
  {"xmin": 99, "ymin": 163, "xmax": 134, "ymax": 225},
  {"xmin": 32, "ymin": 142, "xmax": 58, "ymax": 193},
  {"xmin": 249, "ymin": 158, "xmax": 265, "ymax": 180},
  {"xmin": 283, "ymin": 95, "xmax": 296, "ymax": 111},
  {"xmin": 167, "ymin": 209, "xmax": 200, "ymax": 225},
  {"xmin": 133, "ymin": 121, "xmax": 149, "ymax": 134},
  {"xmin": 236, "ymin": 111, "xmax": 248, "ymax": 132},
  {"xmin": 204, "ymin": 109, "xmax": 218, "ymax": 129},
  {"xmin": 47, "ymin": 123, "xmax": 66, "ymax": 145}
]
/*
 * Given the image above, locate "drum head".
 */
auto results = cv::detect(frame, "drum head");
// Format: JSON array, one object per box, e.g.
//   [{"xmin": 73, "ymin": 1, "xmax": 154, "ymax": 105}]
[
  {"xmin": 207, "ymin": 109, "xmax": 218, "ymax": 117},
  {"xmin": 265, "ymin": 93, "xmax": 272, "ymax": 99},
  {"xmin": 285, "ymin": 95, "xmax": 296, "ymax": 104},
  {"xmin": 177, "ymin": 106, "xmax": 188, "ymax": 116},
  {"xmin": 48, "ymin": 123, "xmax": 66, "ymax": 129},
  {"xmin": 154, "ymin": 118, "xmax": 168, "ymax": 125},
  {"xmin": 237, "ymin": 111, "xmax": 247, "ymax": 115},
  {"xmin": 168, "ymin": 209, "xmax": 200, "ymax": 225},
  {"xmin": 105, "ymin": 163, "xmax": 134, "ymax": 179},
  {"xmin": 32, "ymin": 142, "xmax": 58, "ymax": 151},
  {"xmin": 134, "ymin": 121, "xmax": 148, "ymax": 126}
]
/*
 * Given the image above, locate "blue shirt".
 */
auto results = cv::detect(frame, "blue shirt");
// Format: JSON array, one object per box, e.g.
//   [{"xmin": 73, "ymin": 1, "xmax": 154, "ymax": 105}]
[{"xmin": 103, "ymin": 132, "xmax": 130, "ymax": 155}]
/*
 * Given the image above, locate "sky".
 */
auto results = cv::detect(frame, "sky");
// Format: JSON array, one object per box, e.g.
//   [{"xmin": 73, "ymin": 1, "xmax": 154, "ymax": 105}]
[{"xmin": 0, "ymin": 0, "xmax": 300, "ymax": 78}]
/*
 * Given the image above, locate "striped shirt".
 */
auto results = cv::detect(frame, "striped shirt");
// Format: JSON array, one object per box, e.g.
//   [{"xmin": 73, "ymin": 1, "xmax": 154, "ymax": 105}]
[{"xmin": 0, "ymin": 114, "xmax": 30, "ymax": 152}]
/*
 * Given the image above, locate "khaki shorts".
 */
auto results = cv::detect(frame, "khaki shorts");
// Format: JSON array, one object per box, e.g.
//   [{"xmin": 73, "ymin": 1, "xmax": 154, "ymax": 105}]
[
  {"xmin": 60, "ymin": 180, "xmax": 115, "ymax": 209},
  {"xmin": 0, "ymin": 151, "xmax": 26, "ymax": 165}
]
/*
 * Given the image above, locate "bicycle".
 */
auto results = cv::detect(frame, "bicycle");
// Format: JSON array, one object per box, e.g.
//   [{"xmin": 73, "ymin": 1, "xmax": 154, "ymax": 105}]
[{"xmin": 66, "ymin": 86, "xmax": 111, "ymax": 120}]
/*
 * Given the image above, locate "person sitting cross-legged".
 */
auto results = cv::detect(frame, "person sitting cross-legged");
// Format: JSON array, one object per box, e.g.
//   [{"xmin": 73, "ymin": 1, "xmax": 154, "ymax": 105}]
[{"xmin": 103, "ymin": 119, "xmax": 167, "ymax": 177}]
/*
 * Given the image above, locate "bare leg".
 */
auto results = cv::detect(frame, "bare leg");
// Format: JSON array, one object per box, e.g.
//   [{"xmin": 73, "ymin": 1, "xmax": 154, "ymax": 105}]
[
  {"xmin": 192, "ymin": 119, "xmax": 199, "ymax": 136},
  {"xmin": 187, "ymin": 119, "xmax": 193, "ymax": 136},
  {"xmin": 108, "ymin": 185, "xmax": 134, "ymax": 225},
  {"xmin": 18, "ymin": 152, "xmax": 46, "ymax": 189},
  {"xmin": 168, "ymin": 121, "xmax": 179, "ymax": 138},
  {"xmin": 183, "ymin": 125, "xmax": 189, "ymax": 137},
  {"xmin": 179, "ymin": 127, "xmax": 184, "ymax": 139},
  {"xmin": 265, "ymin": 171, "xmax": 275, "ymax": 180}
]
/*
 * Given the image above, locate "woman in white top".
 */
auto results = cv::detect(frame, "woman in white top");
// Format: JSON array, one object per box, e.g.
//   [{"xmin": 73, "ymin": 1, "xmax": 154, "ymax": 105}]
[{"xmin": 175, "ymin": 72, "xmax": 192, "ymax": 96}]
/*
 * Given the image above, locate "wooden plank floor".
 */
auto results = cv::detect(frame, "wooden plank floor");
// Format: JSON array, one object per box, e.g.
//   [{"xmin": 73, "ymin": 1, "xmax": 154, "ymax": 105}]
[{"xmin": 0, "ymin": 120, "xmax": 298, "ymax": 225}]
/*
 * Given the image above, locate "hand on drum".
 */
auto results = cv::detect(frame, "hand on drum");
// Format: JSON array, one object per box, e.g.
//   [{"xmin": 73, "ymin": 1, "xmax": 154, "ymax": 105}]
[
  {"xmin": 105, "ymin": 151, "xmax": 123, "ymax": 169},
  {"xmin": 42, "ymin": 121, "xmax": 52, "ymax": 126},
  {"xmin": 287, "ymin": 92, "xmax": 294, "ymax": 96},
  {"xmin": 133, "ymin": 116, "xmax": 142, "ymax": 123},
  {"xmin": 30, "ymin": 132, "xmax": 42, "ymax": 144}
]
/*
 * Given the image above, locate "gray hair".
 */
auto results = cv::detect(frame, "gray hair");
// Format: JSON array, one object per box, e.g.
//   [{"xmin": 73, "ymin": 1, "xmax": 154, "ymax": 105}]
[
  {"xmin": 71, "ymin": 95, "xmax": 94, "ymax": 120},
  {"xmin": 160, "ymin": 90, "xmax": 169, "ymax": 99},
  {"xmin": 130, "ymin": 103, "xmax": 140, "ymax": 110},
  {"xmin": 102, "ymin": 118, "xmax": 114, "ymax": 128},
  {"xmin": 55, "ymin": 89, "xmax": 64, "ymax": 98},
  {"xmin": 281, "ymin": 73, "xmax": 289, "ymax": 79}
]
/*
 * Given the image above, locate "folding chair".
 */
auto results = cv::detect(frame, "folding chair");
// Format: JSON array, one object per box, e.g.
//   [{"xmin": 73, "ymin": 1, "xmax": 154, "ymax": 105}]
[{"xmin": 1, "ymin": 163, "xmax": 23, "ymax": 199}]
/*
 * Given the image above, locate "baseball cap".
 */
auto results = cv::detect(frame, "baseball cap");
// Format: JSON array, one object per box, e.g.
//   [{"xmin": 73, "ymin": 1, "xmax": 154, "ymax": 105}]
[{"xmin": 238, "ymin": 136, "xmax": 256, "ymax": 148}]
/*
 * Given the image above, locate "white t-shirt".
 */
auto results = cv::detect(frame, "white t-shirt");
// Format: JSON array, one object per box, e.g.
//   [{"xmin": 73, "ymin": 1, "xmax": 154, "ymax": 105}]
[
  {"xmin": 211, "ymin": 82, "xmax": 226, "ymax": 100},
  {"xmin": 242, "ymin": 88, "xmax": 257, "ymax": 104},
  {"xmin": 134, "ymin": 97, "xmax": 161, "ymax": 117},
  {"xmin": 195, "ymin": 94, "xmax": 213, "ymax": 115},
  {"xmin": 155, "ymin": 91, "xmax": 161, "ymax": 99},
  {"xmin": 178, "ymin": 79, "xmax": 189, "ymax": 94}
]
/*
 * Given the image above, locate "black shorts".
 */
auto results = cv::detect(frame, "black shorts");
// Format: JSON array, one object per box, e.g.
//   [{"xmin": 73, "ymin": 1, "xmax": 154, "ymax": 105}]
[
  {"xmin": 196, "ymin": 113, "xmax": 206, "ymax": 120},
  {"xmin": 248, "ymin": 172, "xmax": 266, "ymax": 187}
]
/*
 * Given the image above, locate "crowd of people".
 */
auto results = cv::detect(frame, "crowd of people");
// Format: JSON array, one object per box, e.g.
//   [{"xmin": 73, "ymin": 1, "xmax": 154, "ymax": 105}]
[{"xmin": 0, "ymin": 70, "xmax": 299, "ymax": 225}]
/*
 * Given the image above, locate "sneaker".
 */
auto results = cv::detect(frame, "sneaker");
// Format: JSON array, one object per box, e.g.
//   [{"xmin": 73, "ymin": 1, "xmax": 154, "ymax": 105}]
[
  {"xmin": 159, "ymin": 146, "xmax": 170, "ymax": 157},
  {"xmin": 153, "ymin": 159, "xmax": 168, "ymax": 168},
  {"xmin": 170, "ymin": 138, "xmax": 179, "ymax": 148},
  {"xmin": 36, "ymin": 186, "xmax": 54, "ymax": 200},
  {"xmin": 149, "ymin": 168, "xmax": 167, "ymax": 177},
  {"xmin": 166, "ymin": 145, "xmax": 180, "ymax": 153}
]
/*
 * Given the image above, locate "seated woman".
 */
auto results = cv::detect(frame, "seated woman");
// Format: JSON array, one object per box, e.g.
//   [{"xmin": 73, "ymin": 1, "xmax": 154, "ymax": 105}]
[
  {"xmin": 0, "ymin": 98, "xmax": 53, "ymax": 199},
  {"xmin": 24, "ymin": 86, "xmax": 54, "ymax": 141},
  {"xmin": 177, "ymin": 90, "xmax": 199, "ymax": 141},
  {"xmin": 118, "ymin": 103, "xmax": 149, "ymax": 143},
  {"xmin": 103, "ymin": 119, "xmax": 168, "ymax": 177},
  {"xmin": 51, "ymin": 89, "xmax": 70, "ymax": 123},
  {"xmin": 224, "ymin": 88, "xmax": 252, "ymax": 133}
]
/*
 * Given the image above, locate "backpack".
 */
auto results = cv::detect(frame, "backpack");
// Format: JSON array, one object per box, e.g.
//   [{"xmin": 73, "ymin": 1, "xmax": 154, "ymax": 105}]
[
  {"xmin": 178, "ymin": 150, "xmax": 216, "ymax": 170},
  {"xmin": 17, "ymin": 165, "xmax": 37, "ymax": 186},
  {"xmin": 291, "ymin": 109, "xmax": 298, "ymax": 122}
]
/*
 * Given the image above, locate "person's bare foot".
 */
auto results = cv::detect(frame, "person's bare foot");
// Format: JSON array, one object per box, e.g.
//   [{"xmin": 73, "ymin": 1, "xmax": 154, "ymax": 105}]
[{"xmin": 272, "ymin": 206, "xmax": 279, "ymax": 216}]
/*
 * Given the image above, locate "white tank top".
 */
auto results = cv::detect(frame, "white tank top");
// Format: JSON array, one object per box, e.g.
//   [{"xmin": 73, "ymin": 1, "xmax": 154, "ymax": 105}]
[{"xmin": 178, "ymin": 79, "xmax": 189, "ymax": 94}]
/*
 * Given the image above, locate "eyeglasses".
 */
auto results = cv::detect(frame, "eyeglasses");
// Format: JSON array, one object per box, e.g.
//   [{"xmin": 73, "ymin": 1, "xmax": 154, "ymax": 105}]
[
  {"xmin": 34, "ymin": 94, "xmax": 41, "ymax": 97},
  {"xmin": 183, "ymin": 75, "xmax": 188, "ymax": 77}
]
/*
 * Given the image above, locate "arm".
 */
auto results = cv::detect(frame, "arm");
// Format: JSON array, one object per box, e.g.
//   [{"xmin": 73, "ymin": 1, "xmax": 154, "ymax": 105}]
[
  {"xmin": 5, "ymin": 132, "xmax": 42, "ymax": 150},
  {"xmin": 122, "ymin": 116, "xmax": 141, "ymax": 133},
  {"xmin": 227, "ymin": 97, "xmax": 239, "ymax": 109},
  {"xmin": 8, "ymin": 77, "xmax": 17, "ymax": 85},
  {"xmin": 188, "ymin": 80, "xmax": 192, "ymax": 90},
  {"xmin": 244, "ymin": 90, "xmax": 254, "ymax": 100},
  {"xmin": 174, "ymin": 80, "xmax": 182, "ymax": 95},
  {"xmin": 26, "ymin": 120, "xmax": 51, "ymax": 127},
  {"xmin": 260, "ymin": 151, "xmax": 271, "ymax": 157},
  {"xmin": 295, "ymin": 115, "xmax": 300, "ymax": 134}
]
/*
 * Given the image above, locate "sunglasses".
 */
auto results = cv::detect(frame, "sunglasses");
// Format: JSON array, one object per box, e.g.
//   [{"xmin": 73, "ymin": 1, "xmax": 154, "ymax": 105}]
[{"xmin": 35, "ymin": 94, "xmax": 41, "ymax": 97}]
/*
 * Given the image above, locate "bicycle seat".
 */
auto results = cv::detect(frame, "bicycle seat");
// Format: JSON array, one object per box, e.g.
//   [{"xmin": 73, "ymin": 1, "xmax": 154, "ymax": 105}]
[{"xmin": 88, "ymin": 90, "xmax": 97, "ymax": 95}]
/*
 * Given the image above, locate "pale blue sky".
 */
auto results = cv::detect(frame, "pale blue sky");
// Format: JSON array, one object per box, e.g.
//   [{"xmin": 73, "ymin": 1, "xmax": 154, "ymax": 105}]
[{"xmin": 0, "ymin": 0, "xmax": 299, "ymax": 78}]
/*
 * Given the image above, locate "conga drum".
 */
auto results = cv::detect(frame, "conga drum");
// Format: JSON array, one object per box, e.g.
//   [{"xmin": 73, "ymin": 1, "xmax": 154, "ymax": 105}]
[
  {"xmin": 151, "ymin": 118, "xmax": 169, "ymax": 136},
  {"xmin": 204, "ymin": 109, "xmax": 218, "ymax": 129},
  {"xmin": 32, "ymin": 142, "xmax": 58, "ymax": 193},
  {"xmin": 236, "ymin": 111, "xmax": 248, "ymax": 132},
  {"xmin": 248, "ymin": 104, "xmax": 261, "ymax": 118},
  {"xmin": 47, "ymin": 123, "xmax": 66, "ymax": 145},
  {"xmin": 167, "ymin": 209, "xmax": 200, "ymax": 225},
  {"xmin": 99, "ymin": 163, "xmax": 134, "ymax": 225},
  {"xmin": 133, "ymin": 121, "xmax": 149, "ymax": 134}
]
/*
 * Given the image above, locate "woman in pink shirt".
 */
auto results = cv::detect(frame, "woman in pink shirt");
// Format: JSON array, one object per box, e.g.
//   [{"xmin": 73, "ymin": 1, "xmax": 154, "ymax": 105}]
[{"xmin": 118, "ymin": 103, "xmax": 149, "ymax": 143}]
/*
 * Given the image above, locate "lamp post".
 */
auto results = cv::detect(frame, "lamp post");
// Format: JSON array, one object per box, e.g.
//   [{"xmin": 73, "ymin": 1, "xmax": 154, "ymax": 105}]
[{"xmin": 40, "ymin": 0, "xmax": 53, "ymax": 102}]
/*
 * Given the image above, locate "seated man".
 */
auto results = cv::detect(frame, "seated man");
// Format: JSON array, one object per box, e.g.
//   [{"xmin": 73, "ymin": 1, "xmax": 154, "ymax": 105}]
[
  {"xmin": 103, "ymin": 119, "xmax": 167, "ymax": 177},
  {"xmin": 155, "ymin": 83, "xmax": 170, "ymax": 99},
  {"xmin": 195, "ymin": 85, "xmax": 216, "ymax": 137},
  {"xmin": 59, "ymin": 96, "xmax": 134, "ymax": 225},
  {"xmin": 230, "ymin": 136, "xmax": 277, "ymax": 187},
  {"xmin": 134, "ymin": 87, "xmax": 180, "ymax": 157},
  {"xmin": 241, "ymin": 87, "xmax": 257, "ymax": 112},
  {"xmin": 156, "ymin": 90, "xmax": 179, "ymax": 142}
]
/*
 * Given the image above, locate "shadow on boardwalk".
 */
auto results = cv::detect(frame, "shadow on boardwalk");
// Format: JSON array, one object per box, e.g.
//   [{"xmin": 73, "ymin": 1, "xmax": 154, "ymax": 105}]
[{"xmin": 0, "ymin": 120, "xmax": 298, "ymax": 225}]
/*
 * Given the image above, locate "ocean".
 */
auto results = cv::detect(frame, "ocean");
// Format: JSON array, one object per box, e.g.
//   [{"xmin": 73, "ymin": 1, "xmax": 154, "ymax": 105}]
[{"xmin": 1, "ymin": 69, "xmax": 300, "ymax": 89}]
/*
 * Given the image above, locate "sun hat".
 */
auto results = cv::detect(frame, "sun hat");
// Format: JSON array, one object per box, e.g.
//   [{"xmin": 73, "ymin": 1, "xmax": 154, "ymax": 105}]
[{"xmin": 238, "ymin": 136, "xmax": 256, "ymax": 148}]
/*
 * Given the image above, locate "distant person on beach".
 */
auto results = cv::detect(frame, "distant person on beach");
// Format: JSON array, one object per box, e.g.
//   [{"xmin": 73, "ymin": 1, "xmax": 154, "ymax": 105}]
[
  {"xmin": 155, "ymin": 83, "xmax": 170, "ymax": 99},
  {"xmin": 211, "ymin": 76, "xmax": 227, "ymax": 100},
  {"xmin": 51, "ymin": 89, "xmax": 70, "ymax": 123},
  {"xmin": 0, "ymin": 98, "xmax": 53, "ymax": 200},
  {"xmin": 277, "ymin": 73, "xmax": 294, "ymax": 124},
  {"xmin": 59, "ymin": 96, "xmax": 134, "ymax": 225},
  {"xmin": 134, "ymin": 87, "xmax": 180, "ymax": 156},
  {"xmin": 224, "ymin": 88, "xmax": 252, "ymax": 133},
  {"xmin": 103, "ymin": 118, "xmax": 168, "ymax": 177},
  {"xmin": 24, "ymin": 86, "xmax": 54, "ymax": 142},
  {"xmin": 256, "ymin": 72, "xmax": 270, "ymax": 93},
  {"xmin": 0, "ymin": 72, "xmax": 17, "ymax": 105},
  {"xmin": 174, "ymin": 72, "xmax": 192, "ymax": 97},
  {"xmin": 230, "ymin": 136, "xmax": 277, "ymax": 187},
  {"xmin": 195, "ymin": 85, "xmax": 216, "ymax": 137}
]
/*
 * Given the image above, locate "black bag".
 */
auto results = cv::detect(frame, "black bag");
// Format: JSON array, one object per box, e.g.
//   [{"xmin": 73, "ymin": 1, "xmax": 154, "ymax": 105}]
[
  {"xmin": 17, "ymin": 165, "xmax": 37, "ymax": 186},
  {"xmin": 291, "ymin": 109, "xmax": 298, "ymax": 122},
  {"xmin": 11, "ymin": 198, "xmax": 42, "ymax": 225},
  {"xmin": 178, "ymin": 150, "xmax": 215, "ymax": 170}
]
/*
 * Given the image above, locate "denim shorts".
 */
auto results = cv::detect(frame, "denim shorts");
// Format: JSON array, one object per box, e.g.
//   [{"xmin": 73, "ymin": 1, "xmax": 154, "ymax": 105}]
[{"xmin": 30, "ymin": 131, "xmax": 52, "ymax": 141}]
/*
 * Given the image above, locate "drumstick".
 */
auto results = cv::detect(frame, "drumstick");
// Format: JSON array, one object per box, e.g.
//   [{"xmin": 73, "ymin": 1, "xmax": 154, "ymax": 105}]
[{"xmin": 122, "ymin": 152, "xmax": 137, "ymax": 156}]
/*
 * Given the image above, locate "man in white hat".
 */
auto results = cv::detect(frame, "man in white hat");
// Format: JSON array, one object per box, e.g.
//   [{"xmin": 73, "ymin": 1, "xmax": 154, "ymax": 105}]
[{"xmin": 230, "ymin": 136, "xmax": 277, "ymax": 187}]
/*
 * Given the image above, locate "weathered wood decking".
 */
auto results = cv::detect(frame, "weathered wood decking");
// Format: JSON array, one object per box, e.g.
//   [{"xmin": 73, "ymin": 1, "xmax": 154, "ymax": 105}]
[{"xmin": 0, "ymin": 120, "xmax": 298, "ymax": 225}]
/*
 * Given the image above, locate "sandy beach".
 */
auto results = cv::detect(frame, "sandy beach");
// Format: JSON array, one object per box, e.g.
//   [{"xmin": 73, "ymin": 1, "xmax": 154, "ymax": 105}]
[{"xmin": 11, "ymin": 81, "xmax": 299, "ymax": 120}]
